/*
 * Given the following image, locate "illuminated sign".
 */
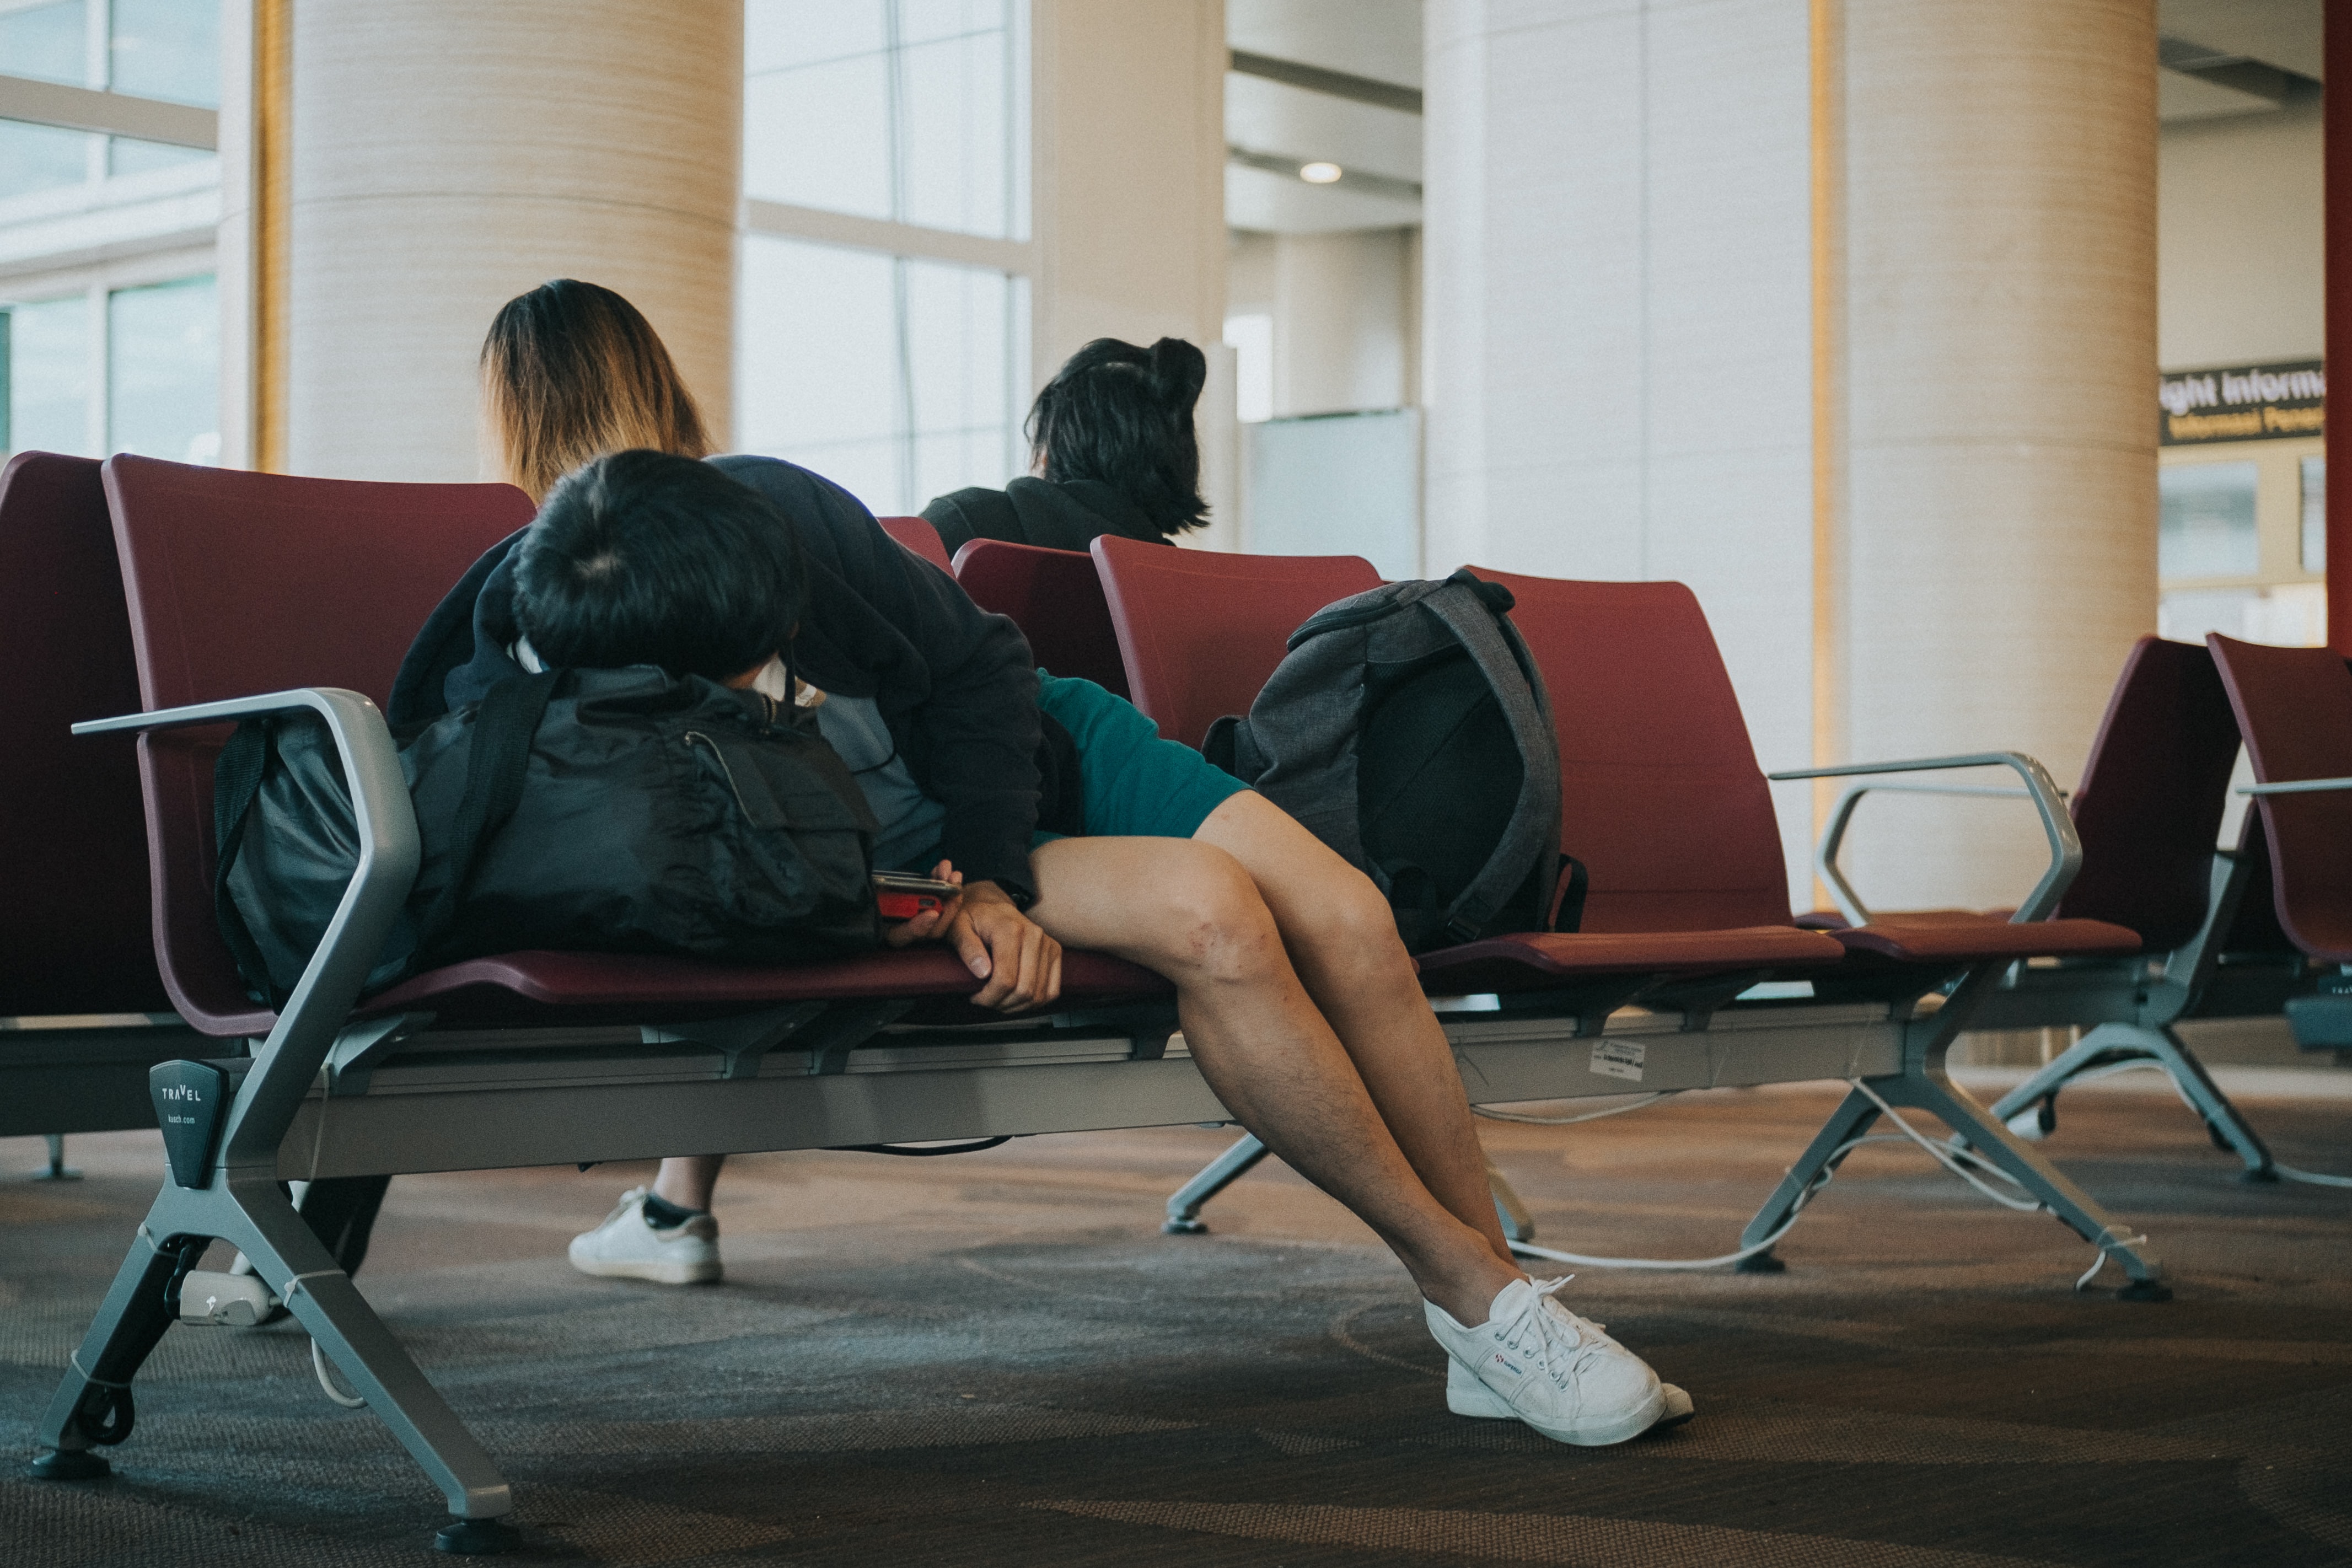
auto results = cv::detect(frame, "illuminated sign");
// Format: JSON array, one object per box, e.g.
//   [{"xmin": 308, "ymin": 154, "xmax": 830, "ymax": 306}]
[{"xmin": 2160, "ymin": 359, "xmax": 2324, "ymax": 445}]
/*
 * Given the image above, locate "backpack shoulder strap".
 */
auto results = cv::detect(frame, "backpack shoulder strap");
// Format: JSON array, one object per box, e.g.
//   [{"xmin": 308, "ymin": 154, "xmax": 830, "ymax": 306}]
[
  {"xmin": 1417, "ymin": 573, "xmax": 1564, "ymax": 943},
  {"xmin": 412, "ymin": 670, "xmax": 561, "ymax": 947},
  {"xmin": 211, "ymin": 716, "xmax": 289, "ymax": 1008}
]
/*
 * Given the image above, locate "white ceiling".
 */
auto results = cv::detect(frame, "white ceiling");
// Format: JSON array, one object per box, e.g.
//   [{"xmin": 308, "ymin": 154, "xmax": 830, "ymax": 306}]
[
  {"xmin": 1226, "ymin": 0, "xmax": 1423, "ymax": 234},
  {"xmin": 2159, "ymin": 0, "xmax": 2319, "ymax": 122}
]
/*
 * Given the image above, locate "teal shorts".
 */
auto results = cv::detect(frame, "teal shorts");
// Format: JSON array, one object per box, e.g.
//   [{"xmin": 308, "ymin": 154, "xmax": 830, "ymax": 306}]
[{"xmin": 1034, "ymin": 671, "xmax": 1248, "ymax": 843}]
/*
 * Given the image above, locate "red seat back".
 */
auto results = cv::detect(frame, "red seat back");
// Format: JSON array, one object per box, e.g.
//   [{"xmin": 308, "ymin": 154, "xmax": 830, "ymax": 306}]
[
  {"xmin": 0, "ymin": 453, "xmax": 171, "ymax": 1015},
  {"xmin": 103, "ymin": 455, "xmax": 538, "ymax": 1034},
  {"xmin": 1091, "ymin": 535, "xmax": 1381, "ymax": 745},
  {"xmin": 951, "ymin": 539, "xmax": 1129, "ymax": 696},
  {"xmin": 1467, "ymin": 570, "xmax": 1791, "ymax": 933},
  {"xmin": 2055, "ymin": 637, "xmax": 2240, "ymax": 952},
  {"xmin": 877, "ymin": 514, "xmax": 953, "ymax": 572},
  {"xmin": 2207, "ymin": 633, "xmax": 2352, "ymax": 962}
]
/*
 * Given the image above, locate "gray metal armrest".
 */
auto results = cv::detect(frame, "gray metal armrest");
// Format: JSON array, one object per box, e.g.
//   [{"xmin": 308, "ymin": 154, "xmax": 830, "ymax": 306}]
[
  {"xmin": 2240, "ymin": 776, "xmax": 2352, "ymax": 796},
  {"xmin": 1767, "ymin": 752, "xmax": 2079, "ymax": 928},
  {"xmin": 75, "ymin": 689, "xmax": 419, "ymax": 1170}
]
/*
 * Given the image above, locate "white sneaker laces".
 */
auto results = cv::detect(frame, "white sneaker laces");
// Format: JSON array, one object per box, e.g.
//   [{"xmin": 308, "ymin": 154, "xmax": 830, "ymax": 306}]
[{"xmin": 1499, "ymin": 1277, "xmax": 1613, "ymax": 1392}]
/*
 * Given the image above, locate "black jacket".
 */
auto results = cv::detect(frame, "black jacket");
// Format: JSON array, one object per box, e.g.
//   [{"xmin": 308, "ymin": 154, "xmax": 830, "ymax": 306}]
[
  {"xmin": 390, "ymin": 454, "xmax": 1053, "ymax": 903},
  {"xmin": 922, "ymin": 476, "xmax": 1173, "ymax": 557}
]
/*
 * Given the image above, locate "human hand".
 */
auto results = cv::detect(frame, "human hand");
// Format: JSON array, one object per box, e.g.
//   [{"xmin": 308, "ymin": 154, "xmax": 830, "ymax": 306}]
[
  {"xmin": 882, "ymin": 861, "xmax": 965, "ymax": 948},
  {"xmin": 946, "ymin": 879, "xmax": 1062, "ymax": 1012}
]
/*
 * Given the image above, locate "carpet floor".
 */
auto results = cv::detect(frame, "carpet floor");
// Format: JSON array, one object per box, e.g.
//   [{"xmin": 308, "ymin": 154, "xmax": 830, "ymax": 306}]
[{"xmin": 3, "ymin": 1076, "xmax": 2350, "ymax": 1566}]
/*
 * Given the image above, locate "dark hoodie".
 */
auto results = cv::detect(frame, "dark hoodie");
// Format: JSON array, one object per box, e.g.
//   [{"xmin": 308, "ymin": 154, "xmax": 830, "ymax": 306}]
[
  {"xmin": 922, "ymin": 476, "xmax": 1173, "ymax": 557},
  {"xmin": 389, "ymin": 454, "xmax": 1058, "ymax": 904}
]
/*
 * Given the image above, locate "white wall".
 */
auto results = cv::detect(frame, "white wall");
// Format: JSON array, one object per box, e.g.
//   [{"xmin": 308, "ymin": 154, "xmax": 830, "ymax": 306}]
[
  {"xmin": 1422, "ymin": 0, "xmax": 1817, "ymax": 900},
  {"xmin": 2158, "ymin": 99, "xmax": 2322, "ymax": 369}
]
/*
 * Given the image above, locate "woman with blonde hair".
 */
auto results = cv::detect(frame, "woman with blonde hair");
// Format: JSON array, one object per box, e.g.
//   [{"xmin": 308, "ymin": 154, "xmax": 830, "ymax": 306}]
[
  {"xmin": 391, "ymin": 279, "xmax": 1692, "ymax": 1451},
  {"xmin": 478, "ymin": 277, "xmax": 713, "ymax": 500}
]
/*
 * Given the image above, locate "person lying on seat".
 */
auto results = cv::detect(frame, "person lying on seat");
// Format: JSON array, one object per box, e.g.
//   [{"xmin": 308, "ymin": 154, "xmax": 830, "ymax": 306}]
[
  {"xmin": 921, "ymin": 336, "xmax": 1209, "ymax": 554},
  {"xmin": 391, "ymin": 280, "xmax": 1692, "ymax": 1448}
]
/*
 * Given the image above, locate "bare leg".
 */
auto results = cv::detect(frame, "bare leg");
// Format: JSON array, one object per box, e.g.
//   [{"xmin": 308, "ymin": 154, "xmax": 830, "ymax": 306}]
[
  {"xmin": 652, "ymin": 1155, "xmax": 723, "ymax": 1212},
  {"xmin": 1026, "ymin": 835, "xmax": 1522, "ymax": 1325},
  {"xmin": 1194, "ymin": 793, "xmax": 1515, "ymax": 1265}
]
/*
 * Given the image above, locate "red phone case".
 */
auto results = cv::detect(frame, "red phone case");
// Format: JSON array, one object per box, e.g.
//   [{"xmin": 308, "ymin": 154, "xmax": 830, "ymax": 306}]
[{"xmin": 877, "ymin": 890, "xmax": 944, "ymax": 921}]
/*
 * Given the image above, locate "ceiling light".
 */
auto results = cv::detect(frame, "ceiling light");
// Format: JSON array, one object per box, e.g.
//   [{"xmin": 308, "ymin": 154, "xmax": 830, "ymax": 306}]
[{"xmin": 1298, "ymin": 161, "xmax": 1343, "ymax": 184}]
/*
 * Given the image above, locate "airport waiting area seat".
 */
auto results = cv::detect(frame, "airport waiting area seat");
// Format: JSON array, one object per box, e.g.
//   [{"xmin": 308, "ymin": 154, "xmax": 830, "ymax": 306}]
[
  {"xmin": 1084, "ymin": 543, "xmax": 2153, "ymax": 1282},
  {"xmin": 31, "ymin": 474, "xmax": 2190, "ymax": 1545},
  {"xmin": 952, "ymin": 537, "xmax": 1131, "ymax": 695},
  {"xmin": 876, "ymin": 513, "xmax": 954, "ymax": 572},
  {"xmin": 0, "ymin": 453, "xmax": 198, "ymax": 1167},
  {"xmin": 2211, "ymin": 635, "xmax": 2352, "ymax": 1131},
  {"xmin": 1796, "ymin": 636, "xmax": 2313, "ymax": 1181}
]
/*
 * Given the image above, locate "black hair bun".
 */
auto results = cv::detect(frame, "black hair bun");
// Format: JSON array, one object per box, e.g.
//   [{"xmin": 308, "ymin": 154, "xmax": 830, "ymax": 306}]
[{"xmin": 1146, "ymin": 338, "xmax": 1207, "ymax": 414}]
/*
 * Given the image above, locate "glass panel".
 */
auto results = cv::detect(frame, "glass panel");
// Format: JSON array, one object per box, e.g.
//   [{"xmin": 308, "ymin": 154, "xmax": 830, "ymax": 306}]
[
  {"xmin": 108, "ymin": 135, "xmax": 212, "ymax": 178},
  {"xmin": 0, "ymin": 119, "xmax": 95, "ymax": 200},
  {"xmin": 2303, "ymin": 455, "xmax": 2327, "ymax": 573},
  {"xmin": 743, "ymin": 0, "xmax": 1025, "ymax": 239},
  {"xmin": 2158, "ymin": 461, "xmax": 2259, "ymax": 580},
  {"xmin": 0, "ymin": 0, "xmax": 88, "ymax": 87},
  {"xmin": 738, "ymin": 236, "xmax": 1027, "ymax": 515},
  {"xmin": 898, "ymin": 26, "xmax": 1011, "ymax": 237},
  {"xmin": 903, "ymin": 255, "xmax": 1024, "ymax": 504},
  {"xmin": 738, "ymin": 234, "xmax": 902, "ymax": 509},
  {"xmin": 744, "ymin": 47, "xmax": 893, "ymax": 219},
  {"xmin": 109, "ymin": 0, "xmax": 220, "ymax": 106},
  {"xmin": 4, "ymin": 293, "xmax": 92, "ymax": 456},
  {"xmin": 107, "ymin": 273, "xmax": 217, "ymax": 463}
]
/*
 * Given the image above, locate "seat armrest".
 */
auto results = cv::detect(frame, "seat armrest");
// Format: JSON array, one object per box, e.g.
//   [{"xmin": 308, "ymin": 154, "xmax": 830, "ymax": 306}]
[
  {"xmin": 2241, "ymin": 777, "xmax": 2352, "ymax": 796},
  {"xmin": 77, "ymin": 689, "xmax": 420, "ymax": 1171},
  {"xmin": 1768, "ymin": 751, "xmax": 2079, "ymax": 929}
]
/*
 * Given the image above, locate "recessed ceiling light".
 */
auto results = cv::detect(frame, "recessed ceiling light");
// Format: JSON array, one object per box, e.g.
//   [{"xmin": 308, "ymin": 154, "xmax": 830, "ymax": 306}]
[{"xmin": 1298, "ymin": 161, "xmax": 1343, "ymax": 185}]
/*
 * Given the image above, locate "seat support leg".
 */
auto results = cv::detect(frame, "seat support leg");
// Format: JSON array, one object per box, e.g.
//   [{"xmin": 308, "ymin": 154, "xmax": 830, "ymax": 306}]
[
  {"xmin": 1163, "ymin": 1133, "xmax": 1269, "ymax": 1234},
  {"xmin": 1735, "ymin": 1086, "xmax": 1883, "ymax": 1272},
  {"xmin": 1487, "ymin": 1159, "xmax": 1535, "ymax": 1244},
  {"xmin": 1741, "ymin": 975, "xmax": 2167, "ymax": 1297},
  {"xmin": 34, "ymin": 1134, "xmax": 81, "ymax": 1181},
  {"xmin": 33, "ymin": 1172, "xmax": 514, "ymax": 1533},
  {"xmin": 1986, "ymin": 1022, "xmax": 2274, "ymax": 1180}
]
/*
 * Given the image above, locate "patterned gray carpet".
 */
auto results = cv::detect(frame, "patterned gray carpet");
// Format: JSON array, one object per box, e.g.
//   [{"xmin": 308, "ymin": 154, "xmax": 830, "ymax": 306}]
[{"xmin": 4, "ymin": 1076, "xmax": 2350, "ymax": 1566}]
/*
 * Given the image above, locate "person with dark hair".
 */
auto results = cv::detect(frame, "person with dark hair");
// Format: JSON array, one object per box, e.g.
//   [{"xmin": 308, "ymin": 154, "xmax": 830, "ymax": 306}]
[
  {"xmin": 922, "ymin": 336, "xmax": 1210, "ymax": 554},
  {"xmin": 513, "ymin": 450, "xmax": 805, "ymax": 681},
  {"xmin": 393, "ymin": 287, "xmax": 1694, "ymax": 1449}
]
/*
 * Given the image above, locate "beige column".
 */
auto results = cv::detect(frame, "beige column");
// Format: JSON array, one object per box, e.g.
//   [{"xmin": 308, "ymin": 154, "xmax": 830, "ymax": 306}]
[
  {"xmin": 1029, "ymin": 0, "xmax": 1225, "ymax": 367},
  {"xmin": 275, "ymin": 1, "xmax": 741, "ymax": 483},
  {"xmin": 1833, "ymin": 0, "xmax": 2157, "ymax": 910},
  {"xmin": 1030, "ymin": 0, "xmax": 1227, "ymax": 538}
]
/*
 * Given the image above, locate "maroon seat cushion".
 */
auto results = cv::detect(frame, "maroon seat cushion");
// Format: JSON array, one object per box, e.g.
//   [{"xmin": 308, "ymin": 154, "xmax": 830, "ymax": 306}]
[
  {"xmin": 1415, "ymin": 926, "xmax": 1846, "ymax": 995},
  {"xmin": 1829, "ymin": 917, "xmax": 2142, "ymax": 962}
]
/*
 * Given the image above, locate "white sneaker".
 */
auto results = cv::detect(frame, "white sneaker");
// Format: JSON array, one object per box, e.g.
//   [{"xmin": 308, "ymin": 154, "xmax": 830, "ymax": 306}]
[
  {"xmin": 567, "ymin": 1187, "xmax": 722, "ymax": 1285},
  {"xmin": 1425, "ymin": 1277, "xmax": 1675, "ymax": 1446}
]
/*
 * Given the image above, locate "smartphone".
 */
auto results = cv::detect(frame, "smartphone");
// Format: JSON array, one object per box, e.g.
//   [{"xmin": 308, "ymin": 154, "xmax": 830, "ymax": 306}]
[{"xmin": 872, "ymin": 870, "xmax": 960, "ymax": 922}]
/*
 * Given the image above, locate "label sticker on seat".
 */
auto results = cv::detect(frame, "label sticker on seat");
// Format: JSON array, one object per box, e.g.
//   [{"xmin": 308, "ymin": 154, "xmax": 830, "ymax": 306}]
[{"xmin": 1589, "ymin": 1039, "xmax": 1645, "ymax": 1082}]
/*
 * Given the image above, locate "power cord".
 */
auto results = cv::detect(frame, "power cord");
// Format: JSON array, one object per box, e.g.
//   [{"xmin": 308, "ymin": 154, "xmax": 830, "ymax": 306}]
[
  {"xmin": 1474, "ymin": 1092, "xmax": 1677, "ymax": 1126},
  {"xmin": 312, "ymin": 1339, "xmax": 367, "ymax": 1409},
  {"xmin": 1503, "ymin": 1077, "xmax": 2136, "ymax": 1285}
]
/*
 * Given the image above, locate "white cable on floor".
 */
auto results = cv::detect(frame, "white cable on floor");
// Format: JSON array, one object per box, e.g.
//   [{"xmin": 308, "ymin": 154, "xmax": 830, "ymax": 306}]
[
  {"xmin": 312, "ymin": 1339, "xmax": 367, "ymax": 1409},
  {"xmin": 1475, "ymin": 1092, "xmax": 1677, "ymax": 1126}
]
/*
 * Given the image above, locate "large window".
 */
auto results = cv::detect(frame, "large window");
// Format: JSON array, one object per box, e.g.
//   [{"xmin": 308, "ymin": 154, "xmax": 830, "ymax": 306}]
[
  {"xmin": 737, "ymin": 0, "xmax": 1032, "ymax": 517},
  {"xmin": 1, "ymin": 0, "xmax": 221, "ymax": 464},
  {"xmin": 2158, "ymin": 461, "xmax": 2259, "ymax": 579}
]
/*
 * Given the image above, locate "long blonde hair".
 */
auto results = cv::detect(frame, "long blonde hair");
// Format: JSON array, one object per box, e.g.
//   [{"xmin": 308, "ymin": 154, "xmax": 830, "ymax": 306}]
[{"xmin": 480, "ymin": 279, "xmax": 712, "ymax": 501}]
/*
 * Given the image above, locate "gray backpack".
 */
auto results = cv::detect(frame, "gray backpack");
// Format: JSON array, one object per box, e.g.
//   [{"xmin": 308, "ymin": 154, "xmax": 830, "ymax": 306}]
[{"xmin": 1204, "ymin": 570, "xmax": 1582, "ymax": 952}]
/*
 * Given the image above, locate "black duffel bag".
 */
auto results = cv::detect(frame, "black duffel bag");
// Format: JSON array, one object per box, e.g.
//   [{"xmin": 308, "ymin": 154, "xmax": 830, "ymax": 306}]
[{"xmin": 214, "ymin": 666, "xmax": 882, "ymax": 1006}]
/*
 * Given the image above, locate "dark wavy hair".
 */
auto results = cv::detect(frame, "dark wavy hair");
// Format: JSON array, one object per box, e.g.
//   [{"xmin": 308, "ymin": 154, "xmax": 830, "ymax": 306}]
[
  {"xmin": 513, "ymin": 449, "xmax": 804, "ymax": 683},
  {"xmin": 1025, "ymin": 337, "xmax": 1210, "ymax": 536}
]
